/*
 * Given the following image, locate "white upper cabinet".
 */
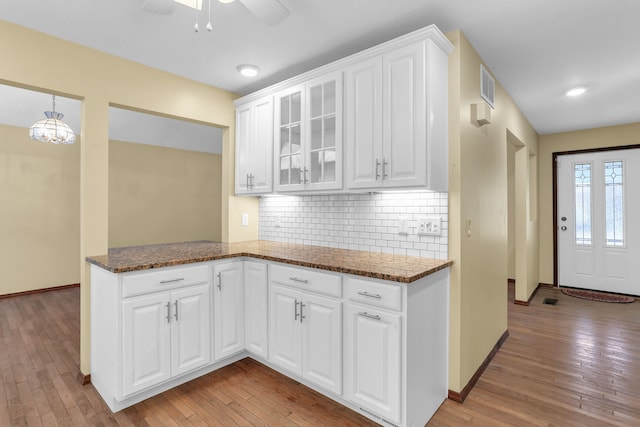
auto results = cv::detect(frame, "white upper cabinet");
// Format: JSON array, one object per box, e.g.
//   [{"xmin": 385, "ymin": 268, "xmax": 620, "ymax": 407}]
[
  {"xmin": 346, "ymin": 39, "xmax": 447, "ymax": 190},
  {"xmin": 235, "ymin": 96, "xmax": 273, "ymax": 195},
  {"xmin": 234, "ymin": 24, "xmax": 452, "ymax": 194},
  {"xmin": 274, "ymin": 72, "xmax": 343, "ymax": 192}
]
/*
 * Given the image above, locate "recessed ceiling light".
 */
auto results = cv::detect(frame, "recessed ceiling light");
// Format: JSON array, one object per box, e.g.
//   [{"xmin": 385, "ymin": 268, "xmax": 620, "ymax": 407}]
[
  {"xmin": 237, "ymin": 64, "xmax": 260, "ymax": 77},
  {"xmin": 565, "ymin": 86, "xmax": 588, "ymax": 97},
  {"xmin": 219, "ymin": 0, "xmax": 236, "ymax": 3}
]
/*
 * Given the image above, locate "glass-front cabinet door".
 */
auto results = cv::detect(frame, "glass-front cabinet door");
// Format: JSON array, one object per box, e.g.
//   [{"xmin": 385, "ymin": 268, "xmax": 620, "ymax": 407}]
[
  {"xmin": 274, "ymin": 72, "xmax": 342, "ymax": 192},
  {"xmin": 275, "ymin": 85, "xmax": 305, "ymax": 191},
  {"xmin": 307, "ymin": 72, "xmax": 342, "ymax": 190}
]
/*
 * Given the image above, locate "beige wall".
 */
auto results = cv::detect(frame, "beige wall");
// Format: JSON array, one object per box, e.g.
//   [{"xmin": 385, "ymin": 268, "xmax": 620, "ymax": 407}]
[
  {"xmin": 538, "ymin": 122, "xmax": 640, "ymax": 284},
  {"xmin": 0, "ymin": 19, "xmax": 258, "ymax": 374},
  {"xmin": 446, "ymin": 31, "xmax": 539, "ymax": 393},
  {"xmin": 109, "ymin": 140, "xmax": 222, "ymax": 247},
  {"xmin": 0, "ymin": 123, "xmax": 80, "ymax": 294}
]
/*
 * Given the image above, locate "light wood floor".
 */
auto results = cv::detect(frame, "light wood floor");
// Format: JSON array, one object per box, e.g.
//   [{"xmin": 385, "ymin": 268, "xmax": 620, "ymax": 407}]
[{"xmin": 1, "ymin": 284, "xmax": 639, "ymax": 426}]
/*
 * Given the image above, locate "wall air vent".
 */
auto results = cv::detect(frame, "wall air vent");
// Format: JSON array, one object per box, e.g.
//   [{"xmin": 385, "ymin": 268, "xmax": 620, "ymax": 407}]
[{"xmin": 480, "ymin": 64, "xmax": 495, "ymax": 108}]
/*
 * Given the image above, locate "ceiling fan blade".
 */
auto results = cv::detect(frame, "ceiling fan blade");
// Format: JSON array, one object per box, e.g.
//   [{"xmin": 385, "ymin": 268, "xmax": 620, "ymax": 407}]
[
  {"xmin": 239, "ymin": 0, "xmax": 290, "ymax": 26},
  {"xmin": 142, "ymin": 0, "xmax": 177, "ymax": 15}
]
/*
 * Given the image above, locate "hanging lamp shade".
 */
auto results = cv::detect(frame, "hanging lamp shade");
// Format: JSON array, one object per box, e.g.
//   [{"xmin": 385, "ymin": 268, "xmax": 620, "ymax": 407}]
[{"xmin": 29, "ymin": 95, "xmax": 76, "ymax": 145}]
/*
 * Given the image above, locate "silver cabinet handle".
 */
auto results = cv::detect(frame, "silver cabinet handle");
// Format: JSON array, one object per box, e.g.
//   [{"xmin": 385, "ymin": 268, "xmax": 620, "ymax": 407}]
[
  {"xmin": 289, "ymin": 277, "xmax": 309, "ymax": 284},
  {"xmin": 300, "ymin": 302, "xmax": 306, "ymax": 323},
  {"xmin": 246, "ymin": 173, "xmax": 251, "ymax": 189},
  {"xmin": 357, "ymin": 291, "xmax": 382, "ymax": 299},
  {"xmin": 294, "ymin": 299, "xmax": 300, "ymax": 321},
  {"xmin": 358, "ymin": 312, "xmax": 381, "ymax": 321},
  {"xmin": 174, "ymin": 301, "xmax": 179, "ymax": 321},
  {"xmin": 382, "ymin": 159, "xmax": 388, "ymax": 179},
  {"xmin": 159, "ymin": 278, "xmax": 185, "ymax": 284},
  {"xmin": 217, "ymin": 272, "xmax": 222, "ymax": 291},
  {"xmin": 166, "ymin": 302, "xmax": 171, "ymax": 323},
  {"xmin": 375, "ymin": 159, "xmax": 381, "ymax": 180}
]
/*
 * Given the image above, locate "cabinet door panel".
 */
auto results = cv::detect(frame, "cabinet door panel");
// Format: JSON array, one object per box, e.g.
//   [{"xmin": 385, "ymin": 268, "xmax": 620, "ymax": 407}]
[
  {"xmin": 269, "ymin": 284, "xmax": 302, "ymax": 374},
  {"xmin": 345, "ymin": 303, "xmax": 401, "ymax": 423},
  {"xmin": 213, "ymin": 262, "xmax": 245, "ymax": 361},
  {"xmin": 274, "ymin": 86, "xmax": 306, "ymax": 192},
  {"xmin": 252, "ymin": 97, "xmax": 274, "ymax": 192},
  {"xmin": 383, "ymin": 42, "xmax": 426, "ymax": 188},
  {"xmin": 171, "ymin": 284, "xmax": 212, "ymax": 376},
  {"xmin": 123, "ymin": 294, "xmax": 171, "ymax": 396},
  {"xmin": 345, "ymin": 57, "xmax": 383, "ymax": 189},
  {"xmin": 235, "ymin": 104, "xmax": 253, "ymax": 194},
  {"xmin": 244, "ymin": 261, "xmax": 269, "ymax": 358},
  {"xmin": 301, "ymin": 293, "xmax": 342, "ymax": 394}
]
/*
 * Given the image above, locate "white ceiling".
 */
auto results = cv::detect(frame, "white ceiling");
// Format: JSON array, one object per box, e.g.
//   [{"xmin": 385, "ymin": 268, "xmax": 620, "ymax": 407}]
[{"xmin": 1, "ymin": 0, "xmax": 639, "ymax": 135}]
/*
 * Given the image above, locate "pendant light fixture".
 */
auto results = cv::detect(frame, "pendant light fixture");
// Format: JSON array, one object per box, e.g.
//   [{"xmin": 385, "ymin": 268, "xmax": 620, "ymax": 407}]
[{"xmin": 29, "ymin": 95, "xmax": 76, "ymax": 145}]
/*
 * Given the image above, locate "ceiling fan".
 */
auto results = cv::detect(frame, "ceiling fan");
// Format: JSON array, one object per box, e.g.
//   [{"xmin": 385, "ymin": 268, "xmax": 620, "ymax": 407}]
[{"xmin": 142, "ymin": 0, "xmax": 290, "ymax": 26}]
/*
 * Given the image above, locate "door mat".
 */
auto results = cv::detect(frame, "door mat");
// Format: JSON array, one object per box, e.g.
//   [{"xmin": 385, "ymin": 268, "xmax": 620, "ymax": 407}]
[{"xmin": 560, "ymin": 288, "xmax": 635, "ymax": 303}]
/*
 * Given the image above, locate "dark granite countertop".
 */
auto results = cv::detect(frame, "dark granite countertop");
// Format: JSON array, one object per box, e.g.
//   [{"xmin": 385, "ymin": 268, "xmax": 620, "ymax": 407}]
[{"xmin": 86, "ymin": 240, "xmax": 452, "ymax": 284}]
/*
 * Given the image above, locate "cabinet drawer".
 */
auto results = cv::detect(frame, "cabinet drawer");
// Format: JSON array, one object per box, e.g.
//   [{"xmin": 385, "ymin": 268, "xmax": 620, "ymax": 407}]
[
  {"xmin": 270, "ymin": 264, "xmax": 342, "ymax": 298},
  {"xmin": 122, "ymin": 264, "xmax": 209, "ymax": 298},
  {"xmin": 346, "ymin": 278, "xmax": 402, "ymax": 311}
]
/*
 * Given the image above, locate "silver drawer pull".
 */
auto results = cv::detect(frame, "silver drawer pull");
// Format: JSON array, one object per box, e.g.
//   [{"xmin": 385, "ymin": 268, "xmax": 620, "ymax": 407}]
[
  {"xmin": 289, "ymin": 277, "xmax": 309, "ymax": 284},
  {"xmin": 159, "ymin": 278, "xmax": 185, "ymax": 284},
  {"xmin": 358, "ymin": 312, "xmax": 381, "ymax": 321},
  {"xmin": 357, "ymin": 291, "xmax": 382, "ymax": 299}
]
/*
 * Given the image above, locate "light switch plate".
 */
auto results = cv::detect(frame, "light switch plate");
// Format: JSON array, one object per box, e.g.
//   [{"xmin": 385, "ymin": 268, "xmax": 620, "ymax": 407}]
[{"xmin": 398, "ymin": 216, "xmax": 410, "ymax": 235}]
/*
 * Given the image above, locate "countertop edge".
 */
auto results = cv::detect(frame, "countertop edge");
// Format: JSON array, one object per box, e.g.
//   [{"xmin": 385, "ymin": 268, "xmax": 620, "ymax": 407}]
[{"xmin": 86, "ymin": 252, "xmax": 453, "ymax": 284}]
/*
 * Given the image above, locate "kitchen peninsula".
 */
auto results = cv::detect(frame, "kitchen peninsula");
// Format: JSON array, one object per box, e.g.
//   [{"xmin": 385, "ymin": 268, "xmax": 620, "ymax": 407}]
[{"xmin": 87, "ymin": 240, "xmax": 451, "ymax": 427}]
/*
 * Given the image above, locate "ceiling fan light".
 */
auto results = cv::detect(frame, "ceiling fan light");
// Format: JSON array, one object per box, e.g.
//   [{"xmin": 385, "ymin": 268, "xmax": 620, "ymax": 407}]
[
  {"xmin": 237, "ymin": 64, "xmax": 260, "ymax": 77},
  {"xmin": 565, "ymin": 86, "xmax": 588, "ymax": 97}
]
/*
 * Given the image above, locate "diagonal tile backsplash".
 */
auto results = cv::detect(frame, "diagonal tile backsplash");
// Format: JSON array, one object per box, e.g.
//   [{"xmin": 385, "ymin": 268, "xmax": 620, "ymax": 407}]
[{"xmin": 259, "ymin": 191, "xmax": 448, "ymax": 259}]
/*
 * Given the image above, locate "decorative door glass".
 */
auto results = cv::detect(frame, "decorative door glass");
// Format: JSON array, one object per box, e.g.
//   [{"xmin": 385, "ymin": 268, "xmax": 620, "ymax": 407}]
[
  {"xmin": 309, "ymin": 81, "xmax": 337, "ymax": 184},
  {"xmin": 574, "ymin": 162, "xmax": 592, "ymax": 245},
  {"xmin": 604, "ymin": 160, "xmax": 624, "ymax": 246},
  {"xmin": 279, "ymin": 91, "xmax": 302, "ymax": 186}
]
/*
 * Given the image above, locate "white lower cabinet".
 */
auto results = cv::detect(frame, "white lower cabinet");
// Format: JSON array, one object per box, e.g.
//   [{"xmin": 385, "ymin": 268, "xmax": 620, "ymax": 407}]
[
  {"xmin": 213, "ymin": 261, "xmax": 245, "ymax": 361},
  {"xmin": 91, "ymin": 263, "xmax": 213, "ymax": 412},
  {"xmin": 244, "ymin": 261, "xmax": 269, "ymax": 358},
  {"xmin": 91, "ymin": 258, "xmax": 448, "ymax": 426},
  {"xmin": 345, "ymin": 303, "xmax": 401, "ymax": 423},
  {"xmin": 122, "ymin": 284, "xmax": 211, "ymax": 395},
  {"xmin": 123, "ymin": 282, "xmax": 211, "ymax": 396},
  {"xmin": 269, "ymin": 283, "xmax": 343, "ymax": 395}
]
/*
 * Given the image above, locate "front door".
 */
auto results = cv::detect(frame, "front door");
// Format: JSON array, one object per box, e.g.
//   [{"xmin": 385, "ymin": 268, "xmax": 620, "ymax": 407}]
[{"xmin": 557, "ymin": 148, "xmax": 640, "ymax": 295}]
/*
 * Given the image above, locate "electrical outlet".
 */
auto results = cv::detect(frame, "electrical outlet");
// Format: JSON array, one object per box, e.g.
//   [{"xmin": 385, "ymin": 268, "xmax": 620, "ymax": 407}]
[
  {"xmin": 275, "ymin": 216, "xmax": 282, "ymax": 228},
  {"xmin": 417, "ymin": 216, "xmax": 441, "ymax": 236},
  {"xmin": 241, "ymin": 213, "xmax": 249, "ymax": 227}
]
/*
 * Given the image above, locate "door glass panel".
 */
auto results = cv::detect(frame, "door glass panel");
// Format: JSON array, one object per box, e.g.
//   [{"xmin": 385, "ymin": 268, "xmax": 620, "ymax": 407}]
[
  {"xmin": 291, "ymin": 154, "xmax": 302, "ymax": 184},
  {"xmin": 604, "ymin": 160, "xmax": 624, "ymax": 246},
  {"xmin": 324, "ymin": 149, "xmax": 336, "ymax": 182},
  {"xmin": 310, "ymin": 85, "xmax": 322, "ymax": 119},
  {"xmin": 311, "ymin": 118, "xmax": 322, "ymax": 150},
  {"xmin": 280, "ymin": 156, "xmax": 289, "ymax": 185},
  {"xmin": 291, "ymin": 92, "xmax": 301, "ymax": 123},
  {"xmin": 280, "ymin": 96, "xmax": 289, "ymax": 126},
  {"xmin": 291, "ymin": 124, "xmax": 301, "ymax": 153},
  {"xmin": 280, "ymin": 127, "xmax": 290, "ymax": 155},
  {"xmin": 324, "ymin": 81, "xmax": 336, "ymax": 115},
  {"xmin": 574, "ymin": 163, "xmax": 592, "ymax": 245},
  {"xmin": 324, "ymin": 116, "xmax": 335, "ymax": 148}
]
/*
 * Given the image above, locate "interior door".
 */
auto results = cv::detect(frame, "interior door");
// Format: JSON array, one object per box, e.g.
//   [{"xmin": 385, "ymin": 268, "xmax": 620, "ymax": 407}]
[{"xmin": 557, "ymin": 148, "xmax": 640, "ymax": 295}]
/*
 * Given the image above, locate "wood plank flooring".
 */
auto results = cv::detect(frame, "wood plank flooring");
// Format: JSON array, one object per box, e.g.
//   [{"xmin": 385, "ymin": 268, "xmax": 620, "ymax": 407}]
[
  {"xmin": 1, "ymin": 284, "xmax": 640, "ymax": 426},
  {"xmin": 430, "ymin": 284, "xmax": 640, "ymax": 426}
]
